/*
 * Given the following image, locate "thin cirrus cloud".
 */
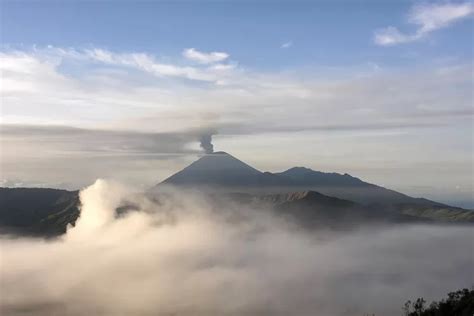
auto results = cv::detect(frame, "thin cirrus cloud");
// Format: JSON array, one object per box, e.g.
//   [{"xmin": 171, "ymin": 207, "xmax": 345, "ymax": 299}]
[
  {"xmin": 280, "ymin": 41, "xmax": 293, "ymax": 49},
  {"xmin": 374, "ymin": 1, "xmax": 474, "ymax": 46},
  {"xmin": 182, "ymin": 48, "xmax": 229, "ymax": 64},
  {"xmin": 34, "ymin": 47, "xmax": 234, "ymax": 83},
  {"xmin": 84, "ymin": 48, "xmax": 225, "ymax": 82}
]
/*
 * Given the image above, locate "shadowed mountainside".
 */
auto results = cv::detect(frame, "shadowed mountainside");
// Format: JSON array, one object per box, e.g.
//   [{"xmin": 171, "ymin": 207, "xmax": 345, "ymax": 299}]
[
  {"xmin": 274, "ymin": 166, "xmax": 443, "ymax": 206},
  {"xmin": 0, "ymin": 188, "xmax": 80, "ymax": 236},
  {"xmin": 160, "ymin": 152, "xmax": 453, "ymax": 207},
  {"xmin": 1, "ymin": 152, "xmax": 473, "ymax": 237},
  {"xmin": 159, "ymin": 152, "xmax": 474, "ymax": 223},
  {"xmin": 223, "ymin": 191, "xmax": 459, "ymax": 229}
]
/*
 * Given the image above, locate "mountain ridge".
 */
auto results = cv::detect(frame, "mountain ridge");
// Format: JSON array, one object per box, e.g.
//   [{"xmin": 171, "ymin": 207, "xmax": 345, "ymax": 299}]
[{"xmin": 159, "ymin": 151, "xmax": 442, "ymax": 207}]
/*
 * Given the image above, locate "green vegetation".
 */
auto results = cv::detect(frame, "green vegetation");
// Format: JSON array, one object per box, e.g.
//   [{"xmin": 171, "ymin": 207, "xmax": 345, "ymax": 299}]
[
  {"xmin": 396, "ymin": 204, "xmax": 474, "ymax": 223},
  {"xmin": 403, "ymin": 288, "xmax": 474, "ymax": 316}
]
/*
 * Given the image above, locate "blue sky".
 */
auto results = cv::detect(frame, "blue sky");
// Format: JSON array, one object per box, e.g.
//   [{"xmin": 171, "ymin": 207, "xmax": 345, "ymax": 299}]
[
  {"xmin": 2, "ymin": 1, "xmax": 473, "ymax": 70},
  {"xmin": 1, "ymin": 1, "xmax": 473, "ymax": 207}
]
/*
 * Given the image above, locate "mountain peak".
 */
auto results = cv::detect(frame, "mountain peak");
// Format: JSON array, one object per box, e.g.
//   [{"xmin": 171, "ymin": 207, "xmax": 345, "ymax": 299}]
[
  {"xmin": 286, "ymin": 167, "xmax": 314, "ymax": 173},
  {"xmin": 280, "ymin": 167, "xmax": 361, "ymax": 182},
  {"xmin": 161, "ymin": 151, "xmax": 263, "ymax": 186},
  {"xmin": 189, "ymin": 151, "xmax": 258, "ymax": 171}
]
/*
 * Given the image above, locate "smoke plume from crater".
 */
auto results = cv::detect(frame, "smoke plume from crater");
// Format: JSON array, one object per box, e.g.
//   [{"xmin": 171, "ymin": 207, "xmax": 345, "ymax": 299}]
[{"xmin": 199, "ymin": 133, "xmax": 214, "ymax": 154}]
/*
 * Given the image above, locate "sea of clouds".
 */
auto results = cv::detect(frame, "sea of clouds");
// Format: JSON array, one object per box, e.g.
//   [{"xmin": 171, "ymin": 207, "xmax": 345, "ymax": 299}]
[{"xmin": 1, "ymin": 179, "xmax": 473, "ymax": 316}]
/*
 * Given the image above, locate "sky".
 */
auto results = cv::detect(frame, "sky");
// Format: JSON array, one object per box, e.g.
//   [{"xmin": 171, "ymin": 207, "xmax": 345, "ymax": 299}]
[{"xmin": 0, "ymin": 0, "xmax": 473, "ymax": 207}]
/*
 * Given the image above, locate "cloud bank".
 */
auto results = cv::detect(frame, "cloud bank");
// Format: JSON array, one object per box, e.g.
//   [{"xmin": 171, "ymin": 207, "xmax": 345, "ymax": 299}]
[{"xmin": 1, "ymin": 180, "xmax": 473, "ymax": 316}]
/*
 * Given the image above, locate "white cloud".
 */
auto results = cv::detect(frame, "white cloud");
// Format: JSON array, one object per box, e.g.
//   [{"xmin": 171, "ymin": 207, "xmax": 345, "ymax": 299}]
[
  {"xmin": 374, "ymin": 26, "xmax": 417, "ymax": 46},
  {"xmin": 20, "ymin": 47, "xmax": 234, "ymax": 83},
  {"xmin": 84, "ymin": 48, "xmax": 221, "ymax": 82},
  {"xmin": 374, "ymin": 1, "xmax": 474, "ymax": 46},
  {"xmin": 410, "ymin": 1, "xmax": 474, "ymax": 32},
  {"xmin": 2, "ymin": 47, "xmax": 472, "ymax": 136},
  {"xmin": 280, "ymin": 41, "xmax": 293, "ymax": 49},
  {"xmin": 209, "ymin": 63, "xmax": 237, "ymax": 71},
  {"xmin": 182, "ymin": 48, "xmax": 229, "ymax": 64}
]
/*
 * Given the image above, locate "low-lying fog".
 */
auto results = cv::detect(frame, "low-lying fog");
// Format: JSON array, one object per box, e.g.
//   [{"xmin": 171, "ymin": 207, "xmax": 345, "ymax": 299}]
[{"xmin": 1, "ymin": 179, "xmax": 473, "ymax": 316}]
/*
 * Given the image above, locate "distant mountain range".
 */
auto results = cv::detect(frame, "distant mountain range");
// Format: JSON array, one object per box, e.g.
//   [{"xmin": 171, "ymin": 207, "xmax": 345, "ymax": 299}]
[
  {"xmin": 161, "ymin": 151, "xmax": 443, "ymax": 206},
  {"xmin": 1, "ymin": 151, "xmax": 473, "ymax": 236}
]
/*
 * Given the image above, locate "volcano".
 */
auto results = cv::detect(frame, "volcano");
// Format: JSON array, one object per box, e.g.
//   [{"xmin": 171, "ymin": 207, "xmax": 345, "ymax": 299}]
[
  {"xmin": 156, "ymin": 151, "xmax": 474, "ymax": 224},
  {"xmin": 161, "ymin": 151, "xmax": 286, "ymax": 188},
  {"xmin": 160, "ymin": 151, "xmax": 454, "ymax": 207}
]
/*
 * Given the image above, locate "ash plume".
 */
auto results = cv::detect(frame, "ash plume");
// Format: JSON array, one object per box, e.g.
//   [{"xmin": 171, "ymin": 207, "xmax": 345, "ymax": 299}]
[{"xmin": 199, "ymin": 133, "xmax": 214, "ymax": 154}]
